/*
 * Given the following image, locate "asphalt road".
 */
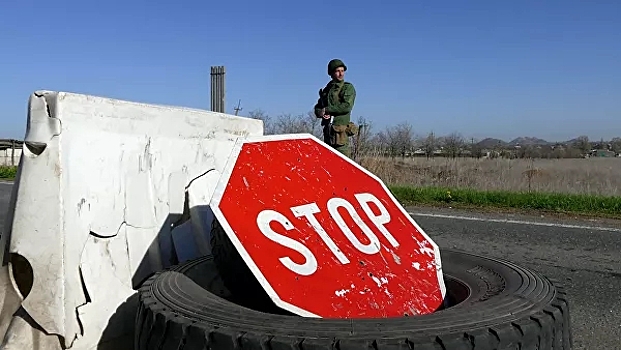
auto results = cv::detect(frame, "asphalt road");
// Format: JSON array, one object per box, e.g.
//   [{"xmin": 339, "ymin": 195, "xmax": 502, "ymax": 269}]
[
  {"xmin": 1, "ymin": 181, "xmax": 620, "ymax": 349},
  {"xmin": 407, "ymin": 206, "xmax": 621, "ymax": 350},
  {"xmin": 0, "ymin": 181, "xmax": 12, "ymax": 232}
]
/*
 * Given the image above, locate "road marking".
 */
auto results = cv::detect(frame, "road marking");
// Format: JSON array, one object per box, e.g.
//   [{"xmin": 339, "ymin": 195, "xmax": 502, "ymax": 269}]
[
  {"xmin": 408, "ymin": 212, "xmax": 621, "ymax": 233},
  {"xmin": 0, "ymin": 182, "xmax": 13, "ymax": 187}
]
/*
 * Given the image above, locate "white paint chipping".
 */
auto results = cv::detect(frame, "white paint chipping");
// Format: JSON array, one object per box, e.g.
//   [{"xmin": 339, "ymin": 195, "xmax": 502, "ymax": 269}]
[
  {"xmin": 335, "ymin": 289, "xmax": 350, "ymax": 297},
  {"xmin": 419, "ymin": 246, "xmax": 435, "ymax": 257},
  {"xmin": 371, "ymin": 275, "xmax": 388, "ymax": 288},
  {"xmin": 390, "ymin": 250, "xmax": 401, "ymax": 265},
  {"xmin": 408, "ymin": 212, "xmax": 621, "ymax": 233},
  {"xmin": 371, "ymin": 276, "xmax": 382, "ymax": 287}
]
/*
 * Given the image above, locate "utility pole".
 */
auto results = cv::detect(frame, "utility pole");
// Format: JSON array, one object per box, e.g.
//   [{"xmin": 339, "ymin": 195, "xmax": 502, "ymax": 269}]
[{"xmin": 233, "ymin": 99, "xmax": 242, "ymax": 116}]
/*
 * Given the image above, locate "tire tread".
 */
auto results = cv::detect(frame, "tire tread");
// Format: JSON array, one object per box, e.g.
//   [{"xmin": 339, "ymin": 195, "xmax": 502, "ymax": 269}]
[{"xmin": 135, "ymin": 258, "xmax": 573, "ymax": 350}]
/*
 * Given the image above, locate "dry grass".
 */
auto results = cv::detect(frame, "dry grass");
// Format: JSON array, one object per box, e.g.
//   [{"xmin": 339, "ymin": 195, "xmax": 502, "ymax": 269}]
[{"xmin": 360, "ymin": 156, "xmax": 621, "ymax": 197}]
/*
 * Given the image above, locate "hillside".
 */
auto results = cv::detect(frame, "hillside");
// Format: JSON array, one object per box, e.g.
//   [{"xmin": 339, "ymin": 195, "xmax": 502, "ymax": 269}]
[
  {"xmin": 476, "ymin": 138, "xmax": 507, "ymax": 149},
  {"xmin": 508, "ymin": 137, "xmax": 550, "ymax": 146}
]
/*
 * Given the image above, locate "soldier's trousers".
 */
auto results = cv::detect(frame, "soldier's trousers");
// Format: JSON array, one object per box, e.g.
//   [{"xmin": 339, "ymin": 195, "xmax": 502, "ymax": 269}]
[{"xmin": 322, "ymin": 122, "xmax": 351, "ymax": 158}]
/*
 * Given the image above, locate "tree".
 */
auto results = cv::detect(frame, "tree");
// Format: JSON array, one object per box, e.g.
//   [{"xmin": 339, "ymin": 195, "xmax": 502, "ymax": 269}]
[
  {"xmin": 248, "ymin": 109, "xmax": 274, "ymax": 134},
  {"xmin": 611, "ymin": 137, "xmax": 621, "ymax": 153},
  {"xmin": 420, "ymin": 131, "xmax": 437, "ymax": 158},
  {"xmin": 469, "ymin": 138, "xmax": 484, "ymax": 159},
  {"xmin": 249, "ymin": 110, "xmax": 322, "ymax": 137},
  {"xmin": 573, "ymin": 135, "xmax": 591, "ymax": 155},
  {"xmin": 443, "ymin": 132, "xmax": 464, "ymax": 158},
  {"xmin": 246, "ymin": 106, "xmax": 612, "ymax": 160},
  {"xmin": 377, "ymin": 122, "xmax": 414, "ymax": 158},
  {"xmin": 351, "ymin": 116, "xmax": 373, "ymax": 160}
]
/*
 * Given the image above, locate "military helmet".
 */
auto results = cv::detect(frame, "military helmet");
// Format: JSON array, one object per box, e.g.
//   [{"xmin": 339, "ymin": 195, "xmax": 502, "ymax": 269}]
[{"xmin": 328, "ymin": 59, "xmax": 347, "ymax": 75}]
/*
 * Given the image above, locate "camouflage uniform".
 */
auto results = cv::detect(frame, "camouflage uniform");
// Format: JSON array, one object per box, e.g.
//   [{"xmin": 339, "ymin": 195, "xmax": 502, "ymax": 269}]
[{"xmin": 314, "ymin": 59, "xmax": 357, "ymax": 158}]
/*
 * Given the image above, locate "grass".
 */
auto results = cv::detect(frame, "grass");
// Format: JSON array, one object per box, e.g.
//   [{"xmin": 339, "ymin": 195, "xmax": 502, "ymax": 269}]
[
  {"xmin": 2, "ymin": 156, "xmax": 620, "ymax": 218},
  {"xmin": 360, "ymin": 156, "xmax": 621, "ymax": 196},
  {"xmin": 358, "ymin": 156, "xmax": 621, "ymax": 218},
  {"xmin": 389, "ymin": 186, "xmax": 621, "ymax": 219},
  {"xmin": 0, "ymin": 166, "xmax": 17, "ymax": 180}
]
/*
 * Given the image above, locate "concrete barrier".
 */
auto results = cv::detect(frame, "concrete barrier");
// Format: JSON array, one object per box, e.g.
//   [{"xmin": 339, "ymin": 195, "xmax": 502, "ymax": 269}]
[{"xmin": 0, "ymin": 91, "xmax": 263, "ymax": 349}]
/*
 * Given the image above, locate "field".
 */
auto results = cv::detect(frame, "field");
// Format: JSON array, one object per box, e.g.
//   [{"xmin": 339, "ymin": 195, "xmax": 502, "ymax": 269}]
[
  {"xmin": 358, "ymin": 156, "xmax": 621, "ymax": 218},
  {"xmin": 361, "ymin": 156, "xmax": 621, "ymax": 197},
  {"xmin": 2, "ymin": 157, "xmax": 620, "ymax": 217}
]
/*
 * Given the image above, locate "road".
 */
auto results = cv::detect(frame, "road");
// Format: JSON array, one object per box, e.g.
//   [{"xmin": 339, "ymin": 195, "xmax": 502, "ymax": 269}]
[
  {"xmin": 407, "ymin": 206, "xmax": 621, "ymax": 350},
  {"xmin": 0, "ymin": 181, "xmax": 12, "ymax": 231},
  {"xmin": 1, "ymin": 182, "xmax": 620, "ymax": 349}
]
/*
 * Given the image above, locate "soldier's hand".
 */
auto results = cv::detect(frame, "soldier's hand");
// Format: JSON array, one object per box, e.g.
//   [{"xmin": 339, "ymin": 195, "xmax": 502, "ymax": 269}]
[
  {"xmin": 323, "ymin": 114, "xmax": 331, "ymax": 120},
  {"xmin": 316, "ymin": 108, "xmax": 325, "ymax": 117}
]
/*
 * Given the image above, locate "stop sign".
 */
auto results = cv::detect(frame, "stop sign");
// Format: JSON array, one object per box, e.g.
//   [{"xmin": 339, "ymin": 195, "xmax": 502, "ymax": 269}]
[{"xmin": 209, "ymin": 134, "xmax": 446, "ymax": 318}]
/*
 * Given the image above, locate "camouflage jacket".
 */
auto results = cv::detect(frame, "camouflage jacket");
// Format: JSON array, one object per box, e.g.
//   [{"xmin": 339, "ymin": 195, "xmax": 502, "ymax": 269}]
[{"xmin": 314, "ymin": 80, "xmax": 356, "ymax": 126}]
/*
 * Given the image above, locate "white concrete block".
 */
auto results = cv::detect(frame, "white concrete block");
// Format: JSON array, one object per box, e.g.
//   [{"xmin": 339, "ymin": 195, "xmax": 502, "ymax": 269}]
[{"xmin": 0, "ymin": 91, "xmax": 263, "ymax": 349}]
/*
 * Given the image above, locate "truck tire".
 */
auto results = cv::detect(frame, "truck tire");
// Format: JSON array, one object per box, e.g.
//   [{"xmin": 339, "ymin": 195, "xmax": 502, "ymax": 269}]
[{"xmin": 135, "ymin": 250, "xmax": 573, "ymax": 350}]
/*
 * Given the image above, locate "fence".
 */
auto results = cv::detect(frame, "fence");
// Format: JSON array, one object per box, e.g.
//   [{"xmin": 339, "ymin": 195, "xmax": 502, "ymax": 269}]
[{"xmin": 0, "ymin": 139, "xmax": 23, "ymax": 166}]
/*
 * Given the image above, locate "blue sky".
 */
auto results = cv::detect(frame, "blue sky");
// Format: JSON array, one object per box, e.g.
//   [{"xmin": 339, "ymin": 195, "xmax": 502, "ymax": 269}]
[{"xmin": 1, "ymin": 0, "xmax": 619, "ymax": 142}]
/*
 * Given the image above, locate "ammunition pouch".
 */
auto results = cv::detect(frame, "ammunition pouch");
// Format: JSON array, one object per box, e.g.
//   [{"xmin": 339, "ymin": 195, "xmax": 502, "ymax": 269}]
[
  {"xmin": 331, "ymin": 124, "xmax": 349, "ymax": 146},
  {"xmin": 345, "ymin": 122, "xmax": 359, "ymax": 137}
]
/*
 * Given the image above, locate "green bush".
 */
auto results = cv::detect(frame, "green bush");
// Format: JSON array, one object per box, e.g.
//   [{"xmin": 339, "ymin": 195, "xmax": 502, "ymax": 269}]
[{"xmin": 0, "ymin": 166, "xmax": 17, "ymax": 180}]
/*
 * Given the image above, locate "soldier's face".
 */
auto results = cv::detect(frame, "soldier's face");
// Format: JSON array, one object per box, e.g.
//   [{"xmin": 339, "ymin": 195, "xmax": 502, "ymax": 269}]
[{"xmin": 332, "ymin": 67, "xmax": 345, "ymax": 81}]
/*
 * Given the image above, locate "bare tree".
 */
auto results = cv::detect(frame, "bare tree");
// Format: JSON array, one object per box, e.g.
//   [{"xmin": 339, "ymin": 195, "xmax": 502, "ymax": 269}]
[
  {"xmin": 420, "ymin": 131, "xmax": 437, "ymax": 158},
  {"xmin": 573, "ymin": 135, "xmax": 591, "ymax": 155},
  {"xmin": 351, "ymin": 116, "xmax": 373, "ymax": 160},
  {"xmin": 274, "ymin": 113, "xmax": 304, "ymax": 134},
  {"xmin": 377, "ymin": 122, "xmax": 414, "ymax": 159},
  {"xmin": 305, "ymin": 111, "xmax": 323, "ymax": 139},
  {"xmin": 248, "ymin": 109, "xmax": 275, "ymax": 134},
  {"xmin": 246, "ymin": 109, "xmax": 322, "ymax": 136},
  {"xmin": 443, "ymin": 132, "xmax": 465, "ymax": 158},
  {"xmin": 247, "ymin": 107, "xmax": 613, "ymax": 161},
  {"xmin": 468, "ymin": 138, "xmax": 484, "ymax": 159},
  {"xmin": 395, "ymin": 122, "xmax": 415, "ymax": 158}
]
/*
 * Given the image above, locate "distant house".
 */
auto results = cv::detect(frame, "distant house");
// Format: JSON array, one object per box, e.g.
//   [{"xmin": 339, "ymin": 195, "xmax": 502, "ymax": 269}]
[
  {"xmin": 412, "ymin": 149, "xmax": 426, "ymax": 157},
  {"xmin": 589, "ymin": 149, "xmax": 616, "ymax": 158}
]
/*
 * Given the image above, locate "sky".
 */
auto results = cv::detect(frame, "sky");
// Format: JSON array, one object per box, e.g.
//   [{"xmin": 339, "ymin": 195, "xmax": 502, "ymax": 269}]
[{"xmin": 0, "ymin": 0, "xmax": 619, "ymax": 142}]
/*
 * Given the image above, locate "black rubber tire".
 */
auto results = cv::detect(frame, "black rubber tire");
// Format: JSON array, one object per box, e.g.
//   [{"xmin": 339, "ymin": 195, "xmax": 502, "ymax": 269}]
[
  {"xmin": 209, "ymin": 218, "xmax": 288, "ymax": 314},
  {"xmin": 135, "ymin": 250, "xmax": 573, "ymax": 350}
]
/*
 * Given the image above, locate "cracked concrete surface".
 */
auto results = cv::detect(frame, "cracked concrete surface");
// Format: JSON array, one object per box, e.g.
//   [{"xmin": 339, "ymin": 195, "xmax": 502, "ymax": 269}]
[{"xmin": 0, "ymin": 90, "xmax": 264, "ymax": 349}]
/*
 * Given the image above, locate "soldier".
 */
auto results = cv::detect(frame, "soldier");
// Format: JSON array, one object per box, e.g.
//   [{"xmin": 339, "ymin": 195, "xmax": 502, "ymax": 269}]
[{"xmin": 314, "ymin": 59, "xmax": 358, "ymax": 158}]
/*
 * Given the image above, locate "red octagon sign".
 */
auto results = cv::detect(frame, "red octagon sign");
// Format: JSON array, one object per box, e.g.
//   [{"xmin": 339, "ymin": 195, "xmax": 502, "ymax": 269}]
[{"xmin": 210, "ymin": 134, "xmax": 446, "ymax": 318}]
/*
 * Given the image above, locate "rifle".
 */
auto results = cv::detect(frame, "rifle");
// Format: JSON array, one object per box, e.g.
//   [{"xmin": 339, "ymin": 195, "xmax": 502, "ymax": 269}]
[{"xmin": 317, "ymin": 88, "xmax": 336, "ymax": 143}]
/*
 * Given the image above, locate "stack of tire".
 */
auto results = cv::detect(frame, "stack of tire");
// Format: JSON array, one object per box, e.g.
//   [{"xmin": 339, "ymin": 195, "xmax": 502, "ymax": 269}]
[{"xmin": 133, "ymin": 220, "xmax": 573, "ymax": 349}]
